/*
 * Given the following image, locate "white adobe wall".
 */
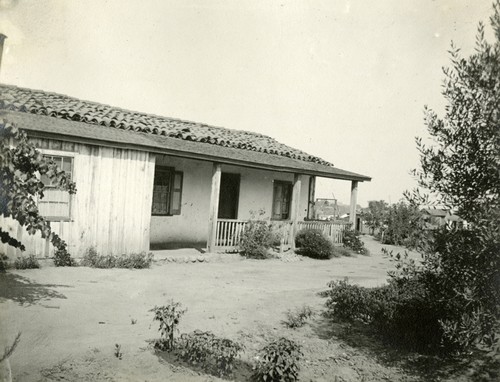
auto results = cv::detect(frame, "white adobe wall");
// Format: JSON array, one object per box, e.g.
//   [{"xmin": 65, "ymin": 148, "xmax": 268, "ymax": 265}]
[{"xmin": 150, "ymin": 155, "xmax": 311, "ymax": 247}]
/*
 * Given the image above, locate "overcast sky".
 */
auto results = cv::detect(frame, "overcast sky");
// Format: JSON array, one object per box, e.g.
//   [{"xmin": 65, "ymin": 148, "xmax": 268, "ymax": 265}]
[{"xmin": 0, "ymin": 0, "xmax": 493, "ymax": 206}]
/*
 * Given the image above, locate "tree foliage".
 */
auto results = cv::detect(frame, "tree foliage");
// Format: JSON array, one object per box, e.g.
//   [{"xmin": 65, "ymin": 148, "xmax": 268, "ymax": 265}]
[
  {"xmin": 364, "ymin": 200, "xmax": 388, "ymax": 234},
  {"xmin": 382, "ymin": 202, "xmax": 425, "ymax": 248},
  {"xmin": 0, "ymin": 118, "xmax": 76, "ymax": 264},
  {"xmin": 402, "ymin": 2, "xmax": 500, "ymax": 354}
]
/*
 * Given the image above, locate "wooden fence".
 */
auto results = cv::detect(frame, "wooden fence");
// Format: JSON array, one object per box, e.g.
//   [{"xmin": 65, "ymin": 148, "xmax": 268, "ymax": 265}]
[
  {"xmin": 215, "ymin": 219, "xmax": 349, "ymax": 252},
  {"xmin": 297, "ymin": 220, "xmax": 349, "ymax": 244}
]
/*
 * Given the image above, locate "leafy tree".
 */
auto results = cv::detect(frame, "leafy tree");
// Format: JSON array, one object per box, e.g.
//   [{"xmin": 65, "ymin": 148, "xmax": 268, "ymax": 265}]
[
  {"xmin": 382, "ymin": 202, "xmax": 424, "ymax": 248},
  {"xmin": 364, "ymin": 200, "xmax": 388, "ymax": 234},
  {"xmin": 0, "ymin": 118, "xmax": 77, "ymax": 265},
  {"xmin": 403, "ymin": 1, "xmax": 500, "ymax": 353}
]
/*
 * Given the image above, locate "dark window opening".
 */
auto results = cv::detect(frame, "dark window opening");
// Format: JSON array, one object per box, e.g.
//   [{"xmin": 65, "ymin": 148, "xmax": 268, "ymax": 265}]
[{"xmin": 152, "ymin": 166, "xmax": 183, "ymax": 216}]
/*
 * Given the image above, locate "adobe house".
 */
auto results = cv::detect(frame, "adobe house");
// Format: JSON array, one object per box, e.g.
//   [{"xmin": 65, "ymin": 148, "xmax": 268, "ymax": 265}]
[{"xmin": 0, "ymin": 84, "xmax": 370, "ymax": 257}]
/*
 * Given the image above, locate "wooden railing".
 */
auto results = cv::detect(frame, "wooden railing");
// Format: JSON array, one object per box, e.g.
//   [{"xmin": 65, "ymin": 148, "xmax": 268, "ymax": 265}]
[
  {"xmin": 215, "ymin": 219, "xmax": 348, "ymax": 251},
  {"xmin": 297, "ymin": 220, "xmax": 350, "ymax": 244}
]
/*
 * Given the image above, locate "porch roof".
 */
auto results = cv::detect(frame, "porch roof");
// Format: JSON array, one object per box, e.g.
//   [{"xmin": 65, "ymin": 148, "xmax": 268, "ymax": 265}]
[{"xmin": 1, "ymin": 84, "xmax": 371, "ymax": 182}]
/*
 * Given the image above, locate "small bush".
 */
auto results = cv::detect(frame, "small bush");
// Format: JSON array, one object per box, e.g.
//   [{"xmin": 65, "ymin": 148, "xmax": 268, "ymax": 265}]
[
  {"xmin": 0, "ymin": 254, "xmax": 11, "ymax": 271},
  {"xmin": 177, "ymin": 330, "xmax": 243, "ymax": 378},
  {"xmin": 324, "ymin": 278, "xmax": 444, "ymax": 350},
  {"xmin": 283, "ymin": 305, "xmax": 314, "ymax": 329},
  {"xmin": 342, "ymin": 229, "xmax": 369, "ymax": 255},
  {"xmin": 114, "ymin": 344, "xmax": 123, "ymax": 360},
  {"xmin": 295, "ymin": 228, "xmax": 335, "ymax": 259},
  {"xmin": 150, "ymin": 301, "xmax": 186, "ymax": 351},
  {"xmin": 252, "ymin": 337, "xmax": 302, "ymax": 382},
  {"xmin": 81, "ymin": 247, "xmax": 153, "ymax": 269},
  {"xmin": 239, "ymin": 221, "xmax": 275, "ymax": 259},
  {"xmin": 14, "ymin": 255, "xmax": 40, "ymax": 269},
  {"xmin": 331, "ymin": 246, "xmax": 353, "ymax": 257},
  {"xmin": 53, "ymin": 247, "xmax": 76, "ymax": 266},
  {"xmin": 115, "ymin": 252, "xmax": 154, "ymax": 268}
]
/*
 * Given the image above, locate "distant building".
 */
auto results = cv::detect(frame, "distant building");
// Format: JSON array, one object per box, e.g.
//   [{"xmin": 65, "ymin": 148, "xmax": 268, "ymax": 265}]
[{"xmin": 422, "ymin": 209, "xmax": 465, "ymax": 229}]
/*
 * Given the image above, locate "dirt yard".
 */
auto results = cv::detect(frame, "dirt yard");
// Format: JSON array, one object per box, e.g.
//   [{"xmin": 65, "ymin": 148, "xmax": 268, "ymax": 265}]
[{"xmin": 0, "ymin": 237, "xmax": 460, "ymax": 381}]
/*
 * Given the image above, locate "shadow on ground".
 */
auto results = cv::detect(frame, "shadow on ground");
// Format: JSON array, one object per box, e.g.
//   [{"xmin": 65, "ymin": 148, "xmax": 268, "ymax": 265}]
[
  {"xmin": 154, "ymin": 347, "xmax": 254, "ymax": 381},
  {"xmin": 311, "ymin": 313, "xmax": 499, "ymax": 382},
  {"xmin": 0, "ymin": 271, "xmax": 70, "ymax": 305}
]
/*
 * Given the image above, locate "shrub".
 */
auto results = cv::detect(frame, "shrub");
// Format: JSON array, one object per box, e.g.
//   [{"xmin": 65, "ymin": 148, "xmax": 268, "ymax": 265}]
[
  {"xmin": 283, "ymin": 305, "xmax": 314, "ymax": 329},
  {"xmin": 382, "ymin": 202, "xmax": 425, "ymax": 249},
  {"xmin": 14, "ymin": 255, "xmax": 40, "ymax": 269},
  {"xmin": 81, "ymin": 247, "xmax": 153, "ymax": 269},
  {"xmin": 331, "ymin": 246, "xmax": 353, "ymax": 257},
  {"xmin": 324, "ymin": 278, "xmax": 445, "ymax": 350},
  {"xmin": 0, "ymin": 254, "xmax": 10, "ymax": 271},
  {"xmin": 115, "ymin": 252, "xmax": 154, "ymax": 268},
  {"xmin": 342, "ymin": 229, "xmax": 369, "ymax": 255},
  {"xmin": 53, "ymin": 247, "xmax": 76, "ymax": 267},
  {"xmin": 239, "ymin": 220, "xmax": 275, "ymax": 259},
  {"xmin": 252, "ymin": 337, "xmax": 302, "ymax": 382},
  {"xmin": 177, "ymin": 330, "xmax": 243, "ymax": 378},
  {"xmin": 295, "ymin": 228, "xmax": 335, "ymax": 259},
  {"xmin": 150, "ymin": 301, "xmax": 186, "ymax": 351}
]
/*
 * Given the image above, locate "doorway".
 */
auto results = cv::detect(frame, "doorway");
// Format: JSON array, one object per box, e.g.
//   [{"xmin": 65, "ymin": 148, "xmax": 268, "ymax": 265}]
[{"xmin": 218, "ymin": 173, "xmax": 240, "ymax": 219}]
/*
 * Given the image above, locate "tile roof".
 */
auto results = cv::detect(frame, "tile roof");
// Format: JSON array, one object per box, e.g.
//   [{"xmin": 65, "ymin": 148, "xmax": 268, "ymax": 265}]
[
  {"xmin": 0, "ymin": 84, "xmax": 371, "ymax": 182},
  {"xmin": 0, "ymin": 84, "xmax": 332, "ymax": 166}
]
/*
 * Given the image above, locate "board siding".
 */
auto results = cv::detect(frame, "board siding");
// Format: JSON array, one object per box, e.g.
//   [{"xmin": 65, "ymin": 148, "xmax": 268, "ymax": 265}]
[{"xmin": 0, "ymin": 138, "xmax": 155, "ymax": 258}]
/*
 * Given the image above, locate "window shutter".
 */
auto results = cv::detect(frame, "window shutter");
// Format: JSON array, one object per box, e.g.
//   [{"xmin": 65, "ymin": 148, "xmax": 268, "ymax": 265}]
[{"xmin": 170, "ymin": 171, "xmax": 183, "ymax": 215}]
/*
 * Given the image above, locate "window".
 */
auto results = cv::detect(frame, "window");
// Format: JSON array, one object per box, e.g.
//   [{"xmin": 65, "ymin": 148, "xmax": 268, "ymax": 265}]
[
  {"xmin": 152, "ymin": 167, "xmax": 183, "ymax": 216},
  {"xmin": 272, "ymin": 180, "xmax": 292, "ymax": 220},
  {"xmin": 39, "ymin": 155, "xmax": 73, "ymax": 221}
]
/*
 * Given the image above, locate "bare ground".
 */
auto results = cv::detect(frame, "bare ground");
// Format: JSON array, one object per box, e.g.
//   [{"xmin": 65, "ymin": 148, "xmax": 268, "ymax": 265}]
[{"xmin": 0, "ymin": 237, "xmax": 481, "ymax": 381}]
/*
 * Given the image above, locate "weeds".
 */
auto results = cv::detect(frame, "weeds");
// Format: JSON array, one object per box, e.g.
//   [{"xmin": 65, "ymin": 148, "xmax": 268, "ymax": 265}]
[
  {"xmin": 81, "ymin": 247, "xmax": 153, "ymax": 269},
  {"xmin": 177, "ymin": 330, "xmax": 243, "ymax": 378},
  {"xmin": 283, "ymin": 306, "xmax": 314, "ymax": 329},
  {"xmin": 150, "ymin": 301, "xmax": 187, "ymax": 351},
  {"xmin": 114, "ymin": 344, "xmax": 122, "ymax": 360},
  {"xmin": 252, "ymin": 337, "xmax": 302, "ymax": 382},
  {"xmin": 14, "ymin": 254, "xmax": 40, "ymax": 269}
]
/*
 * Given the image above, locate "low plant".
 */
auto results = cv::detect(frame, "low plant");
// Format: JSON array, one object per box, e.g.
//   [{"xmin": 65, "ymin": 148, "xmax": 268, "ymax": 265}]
[
  {"xmin": 324, "ymin": 278, "xmax": 444, "ymax": 350},
  {"xmin": 131, "ymin": 318, "xmax": 137, "ymax": 325},
  {"xmin": 332, "ymin": 246, "xmax": 353, "ymax": 257},
  {"xmin": 115, "ymin": 252, "xmax": 154, "ymax": 268},
  {"xmin": 81, "ymin": 247, "xmax": 153, "ymax": 269},
  {"xmin": 342, "ymin": 229, "xmax": 369, "ymax": 255},
  {"xmin": 114, "ymin": 344, "xmax": 123, "ymax": 360},
  {"xmin": 53, "ymin": 247, "xmax": 76, "ymax": 267},
  {"xmin": 14, "ymin": 254, "xmax": 40, "ymax": 269},
  {"xmin": 177, "ymin": 330, "xmax": 243, "ymax": 378},
  {"xmin": 295, "ymin": 228, "xmax": 335, "ymax": 259},
  {"xmin": 252, "ymin": 337, "xmax": 302, "ymax": 382},
  {"xmin": 150, "ymin": 301, "xmax": 186, "ymax": 351},
  {"xmin": 0, "ymin": 254, "xmax": 10, "ymax": 271},
  {"xmin": 239, "ymin": 220, "xmax": 275, "ymax": 259},
  {"xmin": 283, "ymin": 305, "xmax": 314, "ymax": 329}
]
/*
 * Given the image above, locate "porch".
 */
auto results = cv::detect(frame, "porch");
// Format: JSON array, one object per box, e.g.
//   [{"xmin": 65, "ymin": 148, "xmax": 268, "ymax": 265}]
[{"xmin": 214, "ymin": 218, "xmax": 351, "ymax": 252}]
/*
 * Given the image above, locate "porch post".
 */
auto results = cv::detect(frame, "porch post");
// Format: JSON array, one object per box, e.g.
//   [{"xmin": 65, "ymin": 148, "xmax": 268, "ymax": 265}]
[
  {"xmin": 207, "ymin": 163, "xmax": 222, "ymax": 253},
  {"xmin": 349, "ymin": 180, "xmax": 358, "ymax": 229},
  {"xmin": 290, "ymin": 174, "xmax": 302, "ymax": 251},
  {"xmin": 307, "ymin": 176, "xmax": 316, "ymax": 220}
]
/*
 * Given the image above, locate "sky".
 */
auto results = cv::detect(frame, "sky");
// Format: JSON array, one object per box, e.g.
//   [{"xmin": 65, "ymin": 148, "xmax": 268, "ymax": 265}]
[{"xmin": 0, "ymin": 0, "xmax": 494, "ymax": 206}]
